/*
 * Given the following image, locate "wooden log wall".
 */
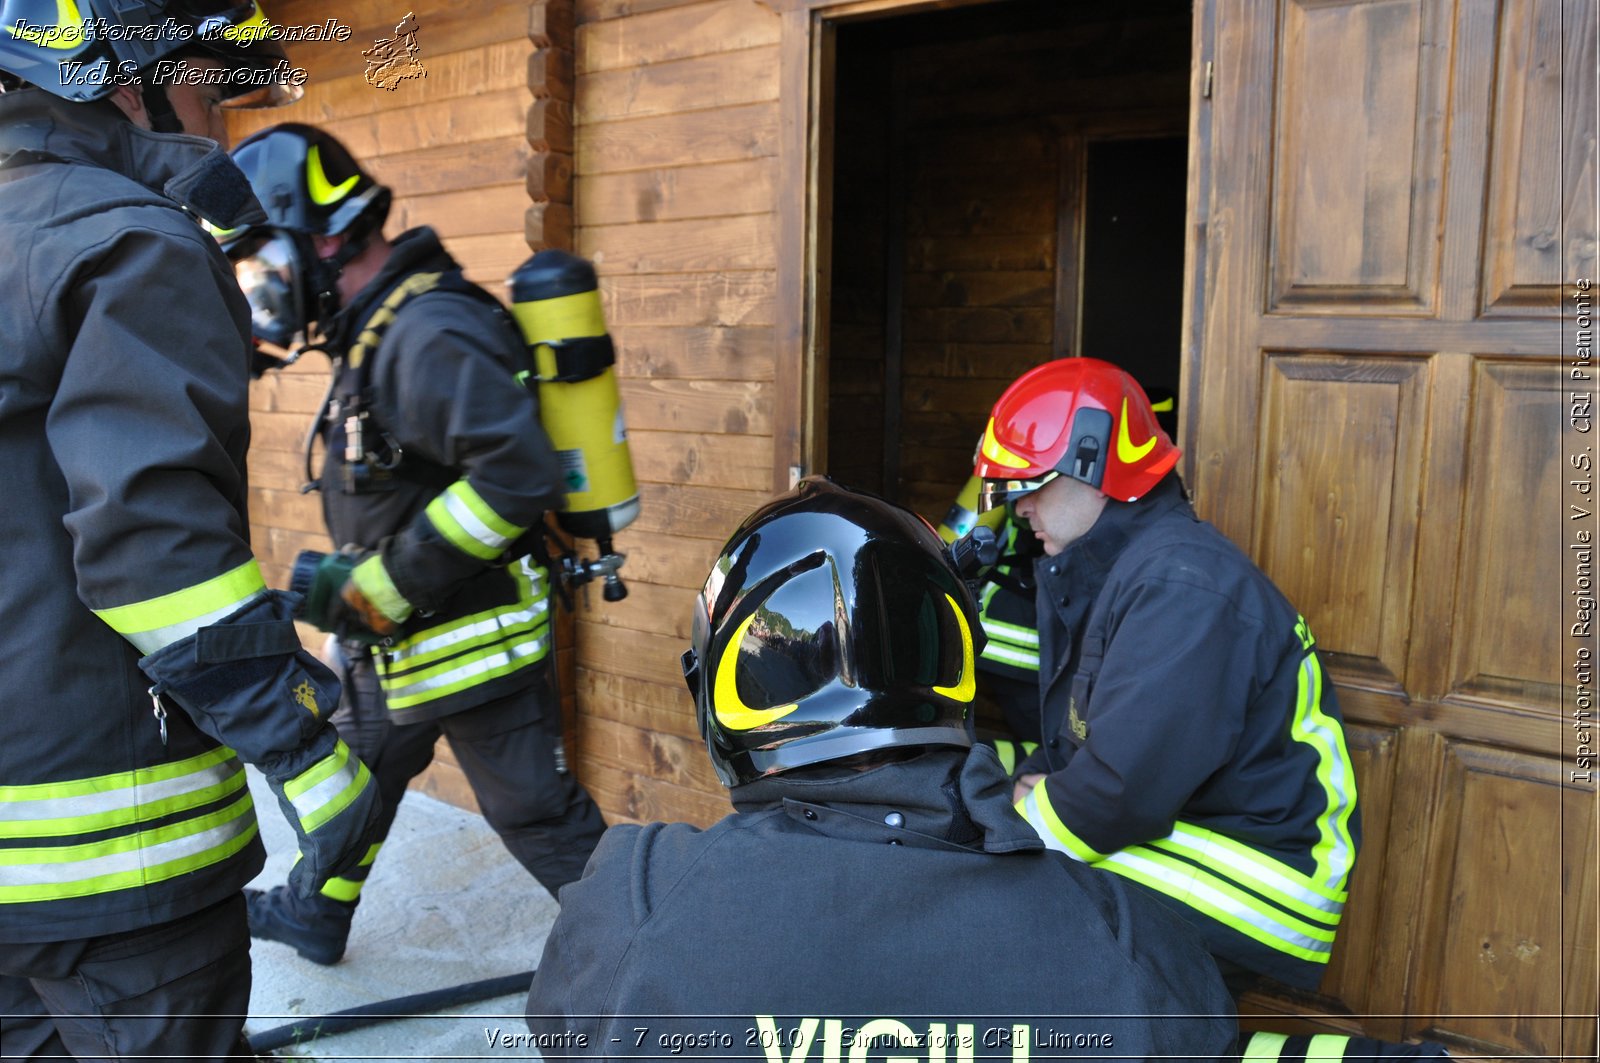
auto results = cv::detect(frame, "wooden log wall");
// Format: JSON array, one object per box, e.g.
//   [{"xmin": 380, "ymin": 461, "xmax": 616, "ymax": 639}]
[
  {"xmin": 227, "ymin": 0, "xmax": 542, "ymax": 812},
  {"xmin": 567, "ymin": 0, "xmax": 787, "ymax": 826}
]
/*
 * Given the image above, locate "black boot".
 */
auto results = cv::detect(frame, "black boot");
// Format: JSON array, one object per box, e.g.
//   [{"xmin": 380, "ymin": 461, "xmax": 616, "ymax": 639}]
[{"xmin": 243, "ymin": 886, "xmax": 356, "ymax": 966}]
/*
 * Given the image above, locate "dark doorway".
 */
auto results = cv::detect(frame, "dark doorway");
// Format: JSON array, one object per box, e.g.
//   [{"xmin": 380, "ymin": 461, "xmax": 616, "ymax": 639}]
[
  {"xmin": 1079, "ymin": 136, "xmax": 1189, "ymax": 402},
  {"xmin": 824, "ymin": 0, "xmax": 1192, "ymax": 520}
]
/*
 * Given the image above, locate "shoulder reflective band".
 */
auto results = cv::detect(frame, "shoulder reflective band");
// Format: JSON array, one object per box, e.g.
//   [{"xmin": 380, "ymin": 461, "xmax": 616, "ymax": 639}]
[
  {"xmin": 377, "ymin": 560, "xmax": 551, "ymax": 711},
  {"xmin": 0, "ymin": 748, "xmax": 245, "ymax": 840},
  {"xmin": 0, "ymin": 793, "xmax": 257, "ymax": 904},
  {"xmin": 282, "ymin": 740, "xmax": 370, "ymax": 834},
  {"xmin": 93, "ymin": 560, "xmax": 267, "ymax": 654},
  {"xmin": 424, "ymin": 480, "xmax": 528, "ymax": 562}
]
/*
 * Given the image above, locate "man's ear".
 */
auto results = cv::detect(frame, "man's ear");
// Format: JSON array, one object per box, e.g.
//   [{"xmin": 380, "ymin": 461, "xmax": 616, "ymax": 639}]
[{"xmin": 106, "ymin": 83, "xmax": 150, "ymax": 128}]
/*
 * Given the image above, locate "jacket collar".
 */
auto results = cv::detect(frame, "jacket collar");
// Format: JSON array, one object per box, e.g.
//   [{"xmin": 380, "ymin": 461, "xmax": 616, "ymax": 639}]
[
  {"xmin": 731, "ymin": 747, "xmax": 1044, "ymax": 855},
  {"xmin": 327, "ymin": 225, "xmax": 457, "ymax": 351},
  {"xmin": 0, "ymin": 88, "xmax": 264, "ymax": 230},
  {"xmin": 1037, "ymin": 472, "xmax": 1193, "ymax": 600}
]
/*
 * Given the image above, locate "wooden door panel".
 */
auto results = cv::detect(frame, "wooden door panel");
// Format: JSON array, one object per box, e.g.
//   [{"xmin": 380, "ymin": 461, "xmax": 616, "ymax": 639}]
[
  {"xmin": 1481, "ymin": 0, "xmax": 1599, "ymax": 316},
  {"xmin": 1409, "ymin": 740, "xmax": 1596, "ymax": 1055},
  {"xmin": 1268, "ymin": 0, "xmax": 1452, "ymax": 313},
  {"xmin": 1254, "ymin": 354, "xmax": 1428, "ymax": 692},
  {"xmin": 1446, "ymin": 361, "xmax": 1565, "ymax": 712},
  {"xmin": 1317, "ymin": 723, "xmax": 1401, "ymax": 1010},
  {"xmin": 1197, "ymin": 0, "xmax": 1594, "ymax": 1051}
]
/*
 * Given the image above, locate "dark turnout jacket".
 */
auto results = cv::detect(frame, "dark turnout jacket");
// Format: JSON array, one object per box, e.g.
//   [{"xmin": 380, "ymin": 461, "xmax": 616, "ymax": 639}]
[
  {"xmin": 526, "ymin": 747, "xmax": 1237, "ymax": 1061},
  {"xmin": 0, "ymin": 92, "xmax": 269, "ymax": 941},
  {"xmin": 319, "ymin": 228, "xmax": 567, "ymax": 724},
  {"xmin": 1013, "ymin": 476, "xmax": 1360, "ymax": 989}
]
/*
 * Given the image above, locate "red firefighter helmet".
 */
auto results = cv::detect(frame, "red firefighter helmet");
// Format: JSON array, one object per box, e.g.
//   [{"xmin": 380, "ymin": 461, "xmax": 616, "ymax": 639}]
[{"xmin": 975, "ymin": 357, "xmax": 1180, "ymax": 506}]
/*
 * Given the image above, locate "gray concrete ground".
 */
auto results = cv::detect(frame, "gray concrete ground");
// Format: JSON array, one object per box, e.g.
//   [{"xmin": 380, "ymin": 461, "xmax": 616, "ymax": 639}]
[{"xmin": 243, "ymin": 768, "xmax": 559, "ymax": 1060}]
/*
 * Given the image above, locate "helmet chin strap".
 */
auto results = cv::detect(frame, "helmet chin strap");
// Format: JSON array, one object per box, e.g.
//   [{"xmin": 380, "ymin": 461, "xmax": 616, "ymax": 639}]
[{"xmin": 139, "ymin": 82, "xmax": 184, "ymax": 134}]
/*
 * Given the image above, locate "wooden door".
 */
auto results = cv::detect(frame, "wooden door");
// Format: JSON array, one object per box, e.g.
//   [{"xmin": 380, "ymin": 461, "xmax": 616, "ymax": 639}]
[{"xmin": 1188, "ymin": 0, "xmax": 1597, "ymax": 1055}]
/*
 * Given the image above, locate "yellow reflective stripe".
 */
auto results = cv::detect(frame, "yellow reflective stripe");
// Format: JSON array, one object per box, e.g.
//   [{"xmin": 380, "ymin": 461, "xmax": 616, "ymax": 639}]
[
  {"xmin": 1102, "ymin": 845, "xmax": 1336, "ymax": 963},
  {"xmin": 0, "ymin": 747, "xmax": 236, "ymax": 811},
  {"xmin": 0, "ymin": 752, "xmax": 247, "ymax": 840},
  {"xmin": 318, "ymin": 842, "xmax": 381, "ymax": 902},
  {"xmin": 1241, "ymin": 1032, "xmax": 1288, "ymax": 1059},
  {"xmin": 1306, "ymin": 1035, "xmax": 1352, "ymax": 1061},
  {"xmin": 351, "ymin": 554, "xmax": 412, "ymax": 624},
  {"xmin": 93, "ymin": 561, "xmax": 267, "ymax": 654},
  {"xmin": 1016, "ymin": 780, "xmax": 1107, "ymax": 863},
  {"xmin": 0, "ymin": 794, "xmax": 257, "ymax": 904},
  {"xmin": 994, "ymin": 740, "xmax": 1019, "ymax": 775},
  {"xmin": 980, "ymin": 418, "xmax": 1030, "ymax": 469},
  {"xmin": 307, "ymin": 143, "xmax": 358, "ymax": 205},
  {"xmin": 1153, "ymin": 823, "xmax": 1347, "ymax": 921},
  {"xmin": 385, "ymin": 563, "xmax": 548, "ymax": 669},
  {"xmin": 425, "ymin": 481, "xmax": 527, "ymax": 561},
  {"xmin": 931, "ymin": 593, "xmax": 976, "ymax": 701},
  {"xmin": 1290, "ymin": 635, "xmax": 1358, "ymax": 893},
  {"xmin": 978, "ymin": 585, "xmax": 1039, "ymax": 647},
  {"xmin": 376, "ymin": 560, "xmax": 551, "ymax": 708},
  {"xmin": 979, "ymin": 641, "xmax": 1040, "ymax": 671},
  {"xmin": 4, "ymin": 0, "xmax": 85, "ymax": 49},
  {"xmin": 283, "ymin": 741, "xmax": 370, "ymax": 834},
  {"xmin": 379, "ymin": 631, "xmax": 548, "ymax": 710}
]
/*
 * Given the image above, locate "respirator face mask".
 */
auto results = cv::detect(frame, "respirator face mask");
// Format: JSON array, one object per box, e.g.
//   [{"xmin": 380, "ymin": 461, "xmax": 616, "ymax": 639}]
[{"xmin": 231, "ymin": 230, "xmax": 310, "ymax": 349}]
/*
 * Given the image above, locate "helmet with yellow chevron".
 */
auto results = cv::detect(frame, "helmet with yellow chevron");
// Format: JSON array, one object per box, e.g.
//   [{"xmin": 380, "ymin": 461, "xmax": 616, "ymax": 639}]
[
  {"xmin": 975, "ymin": 357, "xmax": 1180, "ymax": 508},
  {"xmin": 681, "ymin": 476, "xmax": 979, "ymax": 787},
  {"xmin": 0, "ymin": 1, "xmax": 300, "ymax": 108},
  {"xmin": 217, "ymin": 123, "xmax": 391, "ymax": 347}
]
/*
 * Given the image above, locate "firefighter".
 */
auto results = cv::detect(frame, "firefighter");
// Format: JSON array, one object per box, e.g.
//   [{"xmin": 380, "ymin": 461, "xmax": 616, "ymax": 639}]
[
  {"xmin": 950, "ymin": 387, "xmax": 1175, "ymax": 774},
  {"xmin": 527, "ymin": 476, "xmax": 1240, "ymax": 1058},
  {"xmin": 0, "ymin": 3, "xmax": 381, "ymax": 1058},
  {"xmin": 220, "ymin": 124, "xmax": 607, "ymax": 966},
  {"xmin": 974, "ymin": 357, "xmax": 1359, "ymax": 995}
]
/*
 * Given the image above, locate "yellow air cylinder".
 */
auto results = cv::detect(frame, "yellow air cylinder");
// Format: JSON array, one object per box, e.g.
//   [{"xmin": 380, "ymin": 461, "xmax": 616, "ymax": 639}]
[
  {"xmin": 937, "ymin": 472, "xmax": 1008, "ymax": 544},
  {"xmin": 508, "ymin": 251, "xmax": 640, "ymax": 541}
]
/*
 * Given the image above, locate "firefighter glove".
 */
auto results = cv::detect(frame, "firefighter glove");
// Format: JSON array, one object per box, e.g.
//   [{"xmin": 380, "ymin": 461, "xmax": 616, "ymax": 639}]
[
  {"xmin": 138, "ymin": 589, "xmax": 383, "ymax": 898},
  {"xmin": 258, "ymin": 727, "xmax": 383, "ymax": 900}
]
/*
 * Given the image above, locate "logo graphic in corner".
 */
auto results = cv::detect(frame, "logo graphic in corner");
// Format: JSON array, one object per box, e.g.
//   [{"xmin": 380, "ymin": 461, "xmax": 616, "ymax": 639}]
[
  {"xmin": 292, "ymin": 679, "xmax": 321, "ymax": 717},
  {"xmin": 1115, "ymin": 397, "xmax": 1157, "ymax": 464},
  {"xmin": 1067, "ymin": 697, "xmax": 1088, "ymax": 742},
  {"xmin": 363, "ymin": 11, "xmax": 425, "ymax": 91}
]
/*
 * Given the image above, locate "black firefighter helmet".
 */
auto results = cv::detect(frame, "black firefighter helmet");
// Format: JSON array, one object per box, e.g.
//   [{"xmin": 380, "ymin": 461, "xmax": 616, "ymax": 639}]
[
  {"xmin": 682, "ymin": 477, "xmax": 980, "ymax": 787},
  {"xmin": 218, "ymin": 122, "xmax": 391, "ymax": 348}
]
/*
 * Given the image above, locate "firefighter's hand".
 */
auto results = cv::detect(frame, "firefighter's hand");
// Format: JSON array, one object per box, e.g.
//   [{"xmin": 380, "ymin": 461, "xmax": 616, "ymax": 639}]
[
  {"xmin": 1013, "ymin": 773, "xmax": 1046, "ymax": 806},
  {"xmin": 338, "ymin": 579, "xmax": 401, "ymax": 638}
]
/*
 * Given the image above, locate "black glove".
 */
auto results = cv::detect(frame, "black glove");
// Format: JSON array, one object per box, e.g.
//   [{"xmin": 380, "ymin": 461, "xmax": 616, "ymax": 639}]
[
  {"xmin": 258, "ymin": 728, "xmax": 383, "ymax": 900},
  {"xmin": 140, "ymin": 590, "xmax": 382, "ymax": 898}
]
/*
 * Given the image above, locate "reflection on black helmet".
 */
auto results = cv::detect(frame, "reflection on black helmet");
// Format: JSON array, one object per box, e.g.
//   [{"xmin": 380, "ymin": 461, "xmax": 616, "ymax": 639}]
[
  {"xmin": 0, "ymin": 1, "xmax": 300, "ymax": 105},
  {"xmin": 684, "ymin": 476, "xmax": 979, "ymax": 787}
]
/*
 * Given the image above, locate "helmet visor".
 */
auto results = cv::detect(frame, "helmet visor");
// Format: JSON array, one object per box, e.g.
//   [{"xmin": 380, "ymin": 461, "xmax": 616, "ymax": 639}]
[
  {"xmin": 230, "ymin": 231, "xmax": 305, "ymax": 348},
  {"xmin": 978, "ymin": 472, "xmax": 1058, "ymax": 513}
]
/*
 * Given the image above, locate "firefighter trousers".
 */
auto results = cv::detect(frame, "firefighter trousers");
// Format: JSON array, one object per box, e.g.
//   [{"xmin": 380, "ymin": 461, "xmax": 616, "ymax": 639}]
[{"xmin": 0, "ymin": 894, "xmax": 253, "ymax": 1061}]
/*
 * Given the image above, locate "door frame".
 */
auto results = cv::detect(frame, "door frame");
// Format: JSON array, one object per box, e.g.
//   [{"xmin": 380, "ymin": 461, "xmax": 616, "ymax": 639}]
[{"xmin": 769, "ymin": 0, "xmax": 1216, "ymax": 492}]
